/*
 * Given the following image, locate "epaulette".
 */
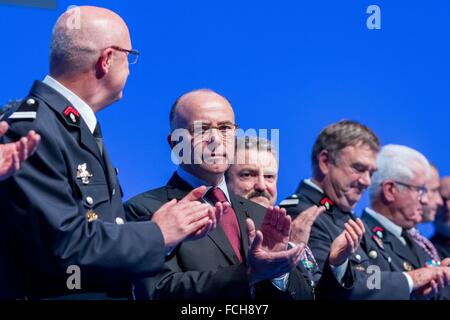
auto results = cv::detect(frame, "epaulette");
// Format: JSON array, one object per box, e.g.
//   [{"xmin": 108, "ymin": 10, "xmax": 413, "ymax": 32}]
[
  {"xmin": 279, "ymin": 194, "xmax": 300, "ymax": 207},
  {"xmin": 7, "ymin": 98, "xmax": 39, "ymax": 121}
]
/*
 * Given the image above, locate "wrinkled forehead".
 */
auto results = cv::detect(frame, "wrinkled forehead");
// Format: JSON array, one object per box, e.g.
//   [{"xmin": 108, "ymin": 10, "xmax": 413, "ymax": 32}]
[{"xmin": 235, "ymin": 148, "xmax": 278, "ymax": 169}]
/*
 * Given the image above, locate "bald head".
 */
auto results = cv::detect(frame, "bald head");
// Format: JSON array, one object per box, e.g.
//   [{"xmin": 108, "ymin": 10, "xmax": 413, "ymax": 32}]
[
  {"xmin": 169, "ymin": 89, "xmax": 234, "ymax": 131},
  {"xmin": 50, "ymin": 6, "xmax": 130, "ymax": 77}
]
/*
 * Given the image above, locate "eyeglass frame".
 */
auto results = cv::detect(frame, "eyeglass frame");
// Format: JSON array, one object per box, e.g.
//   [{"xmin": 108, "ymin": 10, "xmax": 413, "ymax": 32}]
[
  {"xmin": 110, "ymin": 45, "xmax": 140, "ymax": 65},
  {"xmin": 187, "ymin": 122, "xmax": 239, "ymax": 140},
  {"xmin": 392, "ymin": 180, "xmax": 428, "ymax": 198}
]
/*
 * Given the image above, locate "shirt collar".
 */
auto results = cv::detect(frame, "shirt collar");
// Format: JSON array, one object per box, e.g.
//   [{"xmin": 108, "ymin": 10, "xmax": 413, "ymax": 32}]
[
  {"xmin": 365, "ymin": 207, "xmax": 405, "ymax": 244},
  {"xmin": 176, "ymin": 167, "xmax": 232, "ymax": 204},
  {"xmin": 43, "ymin": 75, "xmax": 97, "ymax": 133},
  {"xmin": 304, "ymin": 178, "xmax": 324, "ymax": 194}
]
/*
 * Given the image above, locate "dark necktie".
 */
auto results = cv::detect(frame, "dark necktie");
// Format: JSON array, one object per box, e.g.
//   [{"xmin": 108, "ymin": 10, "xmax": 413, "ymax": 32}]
[
  {"xmin": 407, "ymin": 228, "xmax": 440, "ymax": 261},
  {"xmin": 205, "ymin": 187, "xmax": 243, "ymax": 262},
  {"xmin": 93, "ymin": 122, "xmax": 104, "ymax": 156}
]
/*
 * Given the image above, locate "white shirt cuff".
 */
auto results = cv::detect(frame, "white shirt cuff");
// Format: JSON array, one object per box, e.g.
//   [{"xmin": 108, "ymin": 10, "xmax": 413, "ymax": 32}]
[
  {"xmin": 271, "ymin": 273, "xmax": 290, "ymax": 291},
  {"xmin": 403, "ymin": 272, "xmax": 414, "ymax": 294},
  {"xmin": 330, "ymin": 259, "xmax": 349, "ymax": 284}
]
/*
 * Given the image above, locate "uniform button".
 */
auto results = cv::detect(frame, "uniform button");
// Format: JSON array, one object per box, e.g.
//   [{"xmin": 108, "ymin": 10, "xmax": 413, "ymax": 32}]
[
  {"xmin": 355, "ymin": 254, "xmax": 361, "ymax": 261},
  {"xmin": 388, "ymin": 257, "xmax": 392, "ymax": 263},
  {"xmin": 115, "ymin": 217, "xmax": 124, "ymax": 225},
  {"xmin": 86, "ymin": 196, "xmax": 94, "ymax": 205},
  {"xmin": 112, "ymin": 188, "xmax": 116, "ymax": 196},
  {"xmin": 26, "ymin": 98, "xmax": 36, "ymax": 106},
  {"xmin": 369, "ymin": 250, "xmax": 378, "ymax": 259}
]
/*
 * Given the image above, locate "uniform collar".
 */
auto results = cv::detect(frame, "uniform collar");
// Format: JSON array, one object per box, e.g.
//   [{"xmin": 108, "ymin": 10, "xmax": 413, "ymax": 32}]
[
  {"xmin": 365, "ymin": 207, "xmax": 406, "ymax": 245},
  {"xmin": 43, "ymin": 75, "xmax": 97, "ymax": 134},
  {"xmin": 304, "ymin": 178, "xmax": 324, "ymax": 194},
  {"xmin": 176, "ymin": 166, "xmax": 232, "ymax": 204}
]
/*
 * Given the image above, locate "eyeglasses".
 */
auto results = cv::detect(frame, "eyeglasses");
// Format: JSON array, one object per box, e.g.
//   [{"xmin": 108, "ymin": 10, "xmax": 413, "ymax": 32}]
[
  {"xmin": 188, "ymin": 122, "xmax": 238, "ymax": 140},
  {"xmin": 393, "ymin": 180, "xmax": 428, "ymax": 198},
  {"xmin": 110, "ymin": 46, "xmax": 140, "ymax": 65}
]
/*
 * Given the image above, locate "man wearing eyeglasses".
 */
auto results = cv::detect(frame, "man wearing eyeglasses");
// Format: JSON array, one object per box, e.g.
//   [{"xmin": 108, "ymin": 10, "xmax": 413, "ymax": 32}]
[
  {"xmin": 0, "ymin": 6, "xmax": 221, "ymax": 299},
  {"xmin": 361, "ymin": 144, "xmax": 450, "ymax": 299},
  {"xmin": 125, "ymin": 89, "xmax": 318, "ymax": 300}
]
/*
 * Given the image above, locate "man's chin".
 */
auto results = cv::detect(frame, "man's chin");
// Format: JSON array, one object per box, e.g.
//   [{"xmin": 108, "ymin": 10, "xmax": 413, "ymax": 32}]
[{"xmin": 201, "ymin": 163, "xmax": 229, "ymax": 174}]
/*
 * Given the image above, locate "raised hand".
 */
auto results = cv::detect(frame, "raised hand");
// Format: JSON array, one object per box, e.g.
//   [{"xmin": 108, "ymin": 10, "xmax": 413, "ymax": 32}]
[
  {"xmin": 290, "ymin": 205, "xmax": 326, "ymax": 245},
  {"xmin": 0, "ymin": 121, "xmax": 40, "ymax": 181},
  {"xmin": 246, "ymin": 207, "xmax": 304, "ymax": 285},
  {"xmin": 329, "ymin": 218, "xmax": 365, "ymax": 266}
]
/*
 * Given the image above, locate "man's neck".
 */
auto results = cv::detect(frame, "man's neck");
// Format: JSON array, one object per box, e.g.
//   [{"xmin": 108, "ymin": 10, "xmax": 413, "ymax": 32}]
[
  {"xmin": 180, "ymin": 164, "xmax": 224, "ymax": 187},
  {"xmin": 51, "ymin": 74, "xmax": 104, "ymax": 112},
  {"xmin": 371, "ymin": 200, "xmax": 398, "ymax": 226}
]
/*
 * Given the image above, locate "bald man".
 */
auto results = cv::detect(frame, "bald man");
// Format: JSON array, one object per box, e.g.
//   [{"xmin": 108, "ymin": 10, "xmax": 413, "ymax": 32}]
[
  {"xmin": 0, "ymin": 7, "xmax": 219, "ymax": 299},
  {"xmin": 124, "ymin": 89, "xmax": 354, "ymax": 300}
]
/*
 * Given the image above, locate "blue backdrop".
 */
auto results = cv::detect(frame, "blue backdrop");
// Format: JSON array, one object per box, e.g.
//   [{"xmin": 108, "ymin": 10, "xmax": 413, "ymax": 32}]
[{"xmin": 1, "ymin": 1, "xmax": 449, "ymax": 237}]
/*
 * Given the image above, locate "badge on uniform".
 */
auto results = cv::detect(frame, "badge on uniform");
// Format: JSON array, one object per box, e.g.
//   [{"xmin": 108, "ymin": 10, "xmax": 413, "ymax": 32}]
[
  {"xmin": 63, "ymin": 106, "xmax": 80, "ymax": 126},
  {"xmin": 403, "ymin": 261, "xmax": 413, "ymax": 271},
  {"xmin": 371, "ymin": 226, "xmax": 385, "ymax": 250},
  {"xmin": 86, "ymin": 210, "xmax": 98, "ymax": 222},
  {"xmin": 319, "ymin": 196, "xmax": 334, "ymax": 211},
  {"xmin": 76, "ymin": 163, "xmax": 93, "ymax": 184},
  {"xmin": 355, "ymin": 264, "xmax": 366, "ymax": 272},
  {"xmin": 372, "ymin": 235, "xmax": 384, "ymax": 250}
]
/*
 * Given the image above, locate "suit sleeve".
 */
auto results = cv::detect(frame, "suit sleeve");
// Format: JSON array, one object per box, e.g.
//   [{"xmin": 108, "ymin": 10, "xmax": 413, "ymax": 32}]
[{"xmin": 0, "ymin": 119, "xmax": 166, "ymax": 281}]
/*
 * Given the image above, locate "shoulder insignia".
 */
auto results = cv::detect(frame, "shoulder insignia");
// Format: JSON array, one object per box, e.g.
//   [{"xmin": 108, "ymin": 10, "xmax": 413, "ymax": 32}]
[
  {"xmin": 63, "ymin": 106, "xmax": 80, "ymax": 126},
  {"xmin": 279, "ymin": 198, "xmax": 300, "ymax": 206},
  {"xmin": 6, "ymin": 98, "xmax": 38, "ymax": 121}
]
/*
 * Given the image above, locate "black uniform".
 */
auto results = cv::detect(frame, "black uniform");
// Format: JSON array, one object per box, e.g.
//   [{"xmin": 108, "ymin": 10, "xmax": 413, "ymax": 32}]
[
  {"xmin": 124, "ymin": 173, "xmax": 352, "ymax": 300},
  {"xmin": 0, "ymin": 81, "xmax": 165, "ymax": 299},
  {"xmin": 431, "ymin": 233, "xmax": 450, "ymax": 260},
  {"xmin": 281, "ymin": 180, "xmax": 412, "ymax": 299}
]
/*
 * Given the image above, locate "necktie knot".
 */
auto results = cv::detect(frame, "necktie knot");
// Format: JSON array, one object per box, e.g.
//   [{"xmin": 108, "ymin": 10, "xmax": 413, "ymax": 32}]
[{"xmin": 205, "ymin": 187, "xmax": 228, "ymax": 204}]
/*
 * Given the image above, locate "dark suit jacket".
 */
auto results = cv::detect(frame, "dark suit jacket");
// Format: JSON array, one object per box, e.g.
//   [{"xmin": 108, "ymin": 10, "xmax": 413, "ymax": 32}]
[
  {"xmin": 124, "ymin": 173, "xmax": 349, "ymax": 300},
  {"xmin": 0, "ymin": 81, "xmax": 165, "ymax": 299},
  {"xmin": 431, "ymin": 233, "xmax": 450, "ymax": 260},
  {"xmin": 281, "ymin": 180, "xmax": 412, "ymax": 299}
]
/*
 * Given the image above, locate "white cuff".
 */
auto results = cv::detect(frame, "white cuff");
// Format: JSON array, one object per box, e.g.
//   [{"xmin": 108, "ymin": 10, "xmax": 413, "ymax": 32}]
[
  {"xmin": 330, "ymin": 259, "xmax": 349, "ymax": 284},
  {"xmin": 271, "ymin": 273, "xmax": 290, "ymax": 291},
  {"xmin": 403, "ymin": 272, "xmax": 414, "ymax": 294}
]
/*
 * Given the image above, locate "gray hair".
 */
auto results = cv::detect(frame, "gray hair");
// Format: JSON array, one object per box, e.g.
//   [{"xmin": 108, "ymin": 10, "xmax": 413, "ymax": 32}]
[
  {"xmin": 49, "ymin": 11, "xmax": 99, "ymax": 77},
  {"xmin": 369, "ymin": 144, "xmax": 430, "ymax": 201},
  {"xmin": 235, "ymin": 136, "xmax": 277, "ymax": 158}
]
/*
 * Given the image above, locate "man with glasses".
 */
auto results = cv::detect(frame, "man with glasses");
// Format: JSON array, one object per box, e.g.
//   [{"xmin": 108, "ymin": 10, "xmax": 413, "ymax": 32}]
[
  {"xmin": 0, "ymin": 6, "xmax": 221, "ymax": 299},
  {"xmin": 361, "ymin": 144, "xmax": 450, "ymax": 299},
  {"xmin": 125, "ymin": 89, "xmax": 317, "ymax": 300}
]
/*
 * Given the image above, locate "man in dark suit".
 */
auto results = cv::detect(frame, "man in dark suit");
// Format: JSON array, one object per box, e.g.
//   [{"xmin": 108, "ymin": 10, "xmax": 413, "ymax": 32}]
[
  {"xmin": 432, "ymin": 177, "xmax": 450, "ymax": 259},
  {"xmin": 0, "ymin": 6, "xmax": 220, "ymax": 299},
  {"xmin": 125, "ymin": 89, "xmax": 356, "ymax": 300},
  {"xmin": 362, "ymin": 144, "xmax": 450, "ymax": 299},
  {"xmin": 281, "ymin": 120, "xmax": 449, "ymax": 299}
]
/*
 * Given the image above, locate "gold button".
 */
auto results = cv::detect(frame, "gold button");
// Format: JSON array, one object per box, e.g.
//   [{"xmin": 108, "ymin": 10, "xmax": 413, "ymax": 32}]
[{"xmin": 86, "ymin": 210, "xmax": 98, "ymax": 222}]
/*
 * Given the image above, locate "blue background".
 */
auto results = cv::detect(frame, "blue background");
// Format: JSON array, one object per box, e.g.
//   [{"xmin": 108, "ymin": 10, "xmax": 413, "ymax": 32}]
[{"xmin": 1, "ymin": 1, "xmax": 449, "ymax": 238}]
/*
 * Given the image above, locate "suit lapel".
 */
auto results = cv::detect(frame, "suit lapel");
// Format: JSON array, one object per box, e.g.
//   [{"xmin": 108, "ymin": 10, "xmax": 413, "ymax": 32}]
[
  {"xmin": 229, "ymin": 193, "xmax": 251, "ymax": 262},
  {"xmin": 102, "ymin": 147, "xmax": 117, "ymax": 196},
  {"xmin": 166, "ymin": 172, "xmax": 241, "ymax": 264},
  {"xmin": 383, "ymin": 232, "xmax": 421, "ymax": 268},
  {"xmin": 30, "ymin": 81, "xmax": 104, "ymax": 165}
]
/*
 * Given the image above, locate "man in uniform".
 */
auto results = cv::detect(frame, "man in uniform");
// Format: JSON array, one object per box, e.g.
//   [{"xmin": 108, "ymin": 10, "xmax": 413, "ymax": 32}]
[
  {"xmin": 0, "ymin": 6, "xmax": 220, "ymax": 299},
  {"xmin": 281, "ymin": 120, "xmax": 449, "ymax": 299},
  {"xmin": 362, "ymin": 145, "xmax": 450, "ymax": 299}
]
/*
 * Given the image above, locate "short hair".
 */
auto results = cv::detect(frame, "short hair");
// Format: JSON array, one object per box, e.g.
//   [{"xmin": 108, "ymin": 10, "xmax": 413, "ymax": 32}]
[
  {"xmin": 49, "ymin": 14, "xmax": 99, "ymax": 77},
  {"xmin": 236, "ymin": 136, "xmax": 275, "ymax": 153},
  {"xmin": 369, "ymin": 144, "xmax": 430, "ymax": 201},
  {"xmin": 311, "ymin": 120, "xmax": 380, "ymax": 176}
]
